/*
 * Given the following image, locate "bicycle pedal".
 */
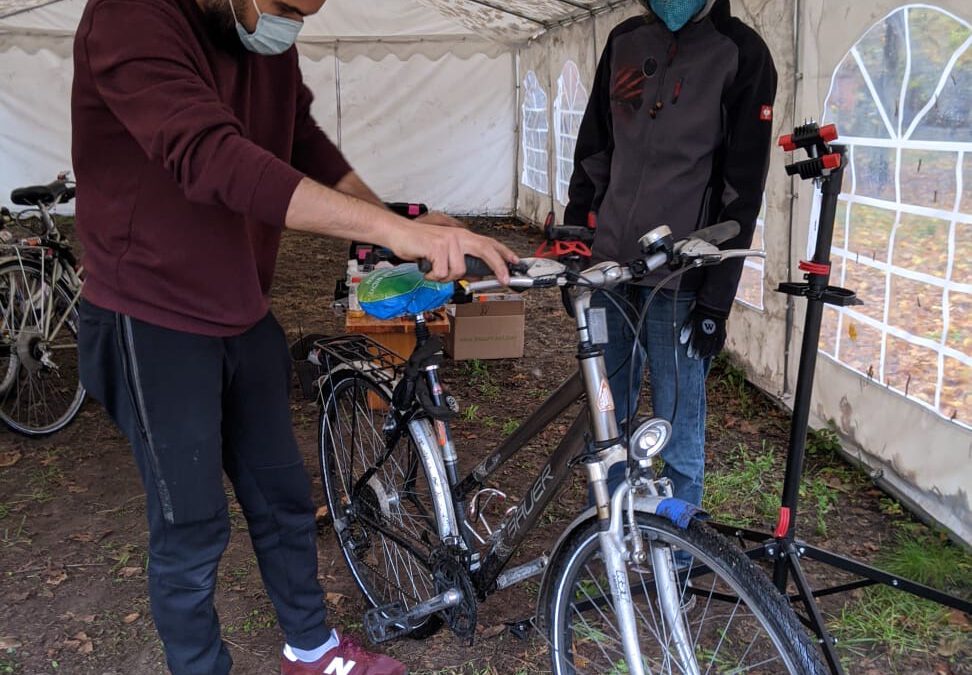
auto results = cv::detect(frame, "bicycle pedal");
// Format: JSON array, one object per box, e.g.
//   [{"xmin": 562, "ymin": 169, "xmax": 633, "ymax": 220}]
[
  {"xmin": 363, "ymin": 603, "xmax": 411, "ymax": 644},
  {"xmin": 505, "ymin": 618, "xmax": 534, "ymax": 641}
]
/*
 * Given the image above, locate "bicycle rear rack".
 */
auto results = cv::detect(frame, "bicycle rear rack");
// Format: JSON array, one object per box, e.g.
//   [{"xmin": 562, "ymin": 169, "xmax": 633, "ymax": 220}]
[{"xmin": 292, "ymin": 333, "xmax": 405, "ymax": 401}]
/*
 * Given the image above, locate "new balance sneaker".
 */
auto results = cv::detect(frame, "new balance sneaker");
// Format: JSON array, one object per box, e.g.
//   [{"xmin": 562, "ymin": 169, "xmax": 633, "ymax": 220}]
[{"xmin": 280, "ymin": 634, "xmax": 406, "ymax": 675}]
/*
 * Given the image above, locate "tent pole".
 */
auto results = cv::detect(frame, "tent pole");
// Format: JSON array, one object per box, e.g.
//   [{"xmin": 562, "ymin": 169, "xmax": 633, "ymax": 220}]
[
  {"xmin": 334, "ymin": 44, "xmax": 343, "ymax": 149},
  {"xmin": 782, "ymin": 0, "xmax": 803, "ymax": 397},
  {"xmin": 513, "ymin": 49, "xmax": 522, "ymax": 220}
]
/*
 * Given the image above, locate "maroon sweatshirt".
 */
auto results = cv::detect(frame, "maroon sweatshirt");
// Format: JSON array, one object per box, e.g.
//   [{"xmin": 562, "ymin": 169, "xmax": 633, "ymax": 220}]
[{"xmin": 72, "ymin": 0, "xmax": 352, "ymax": 336}]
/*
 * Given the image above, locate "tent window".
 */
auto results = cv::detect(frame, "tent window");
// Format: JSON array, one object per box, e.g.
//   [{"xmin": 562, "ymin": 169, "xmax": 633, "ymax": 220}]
[
  {"xmin": 521, "ymin": 71, "xmax": 550, "ymax": 195},
  {"xmin": 554, "ymin": 60, "xmax": 589, "ymax": 206},
  {"xmin": 736, "ymin": 195, "xmax": 767, "ymax": 310},
  {"xmin": 820, "ymin": 4, "xmax": 972, "ymax": 427}
]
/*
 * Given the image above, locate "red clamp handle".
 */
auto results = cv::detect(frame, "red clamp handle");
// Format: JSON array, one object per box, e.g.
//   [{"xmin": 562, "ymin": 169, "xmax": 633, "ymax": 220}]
[
  {"xmin": 779, "ymin": 123, "xmax": 839, "ymax": 152},
  {"xmin": 799, "ymin": 260, "xmax": 831, "ymax": 276},
  {"xmin": 534, "ymin": 240, "xmax": 593, "ymax": 260}
]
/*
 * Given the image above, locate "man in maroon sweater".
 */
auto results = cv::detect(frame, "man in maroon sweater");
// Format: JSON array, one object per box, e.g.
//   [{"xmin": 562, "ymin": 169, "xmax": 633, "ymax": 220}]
[{"xmin": 72, "ymin": 0, "xmax": 515, "ymax": 673}]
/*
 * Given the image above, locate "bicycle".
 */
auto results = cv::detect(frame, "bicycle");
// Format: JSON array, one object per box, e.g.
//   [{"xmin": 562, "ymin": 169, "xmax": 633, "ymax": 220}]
[
  {"xmin": 309, "ymin": 223, "xmax": 826, "ymax": 674},
  {"xmin": 0, "ymin": 174, "xmax": 85, "ymax": 436}
]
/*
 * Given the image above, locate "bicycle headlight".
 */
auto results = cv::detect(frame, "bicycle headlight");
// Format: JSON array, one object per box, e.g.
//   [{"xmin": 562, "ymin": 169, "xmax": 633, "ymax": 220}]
[{"xmin": 629, "ymin": 418, "xmax": 672, "ymax": 461}]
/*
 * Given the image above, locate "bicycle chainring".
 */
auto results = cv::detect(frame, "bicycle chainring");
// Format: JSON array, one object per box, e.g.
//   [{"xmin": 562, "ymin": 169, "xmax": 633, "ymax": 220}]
[{"xmin": 431, "ymin": 547, "xmax": 477, "ymax": 641}]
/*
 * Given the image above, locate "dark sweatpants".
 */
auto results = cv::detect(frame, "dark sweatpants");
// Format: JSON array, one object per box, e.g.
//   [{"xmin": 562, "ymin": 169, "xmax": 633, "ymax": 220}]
[{"xmin": 78, "ymin": 300, "xmax": 329, "ymax": 675}]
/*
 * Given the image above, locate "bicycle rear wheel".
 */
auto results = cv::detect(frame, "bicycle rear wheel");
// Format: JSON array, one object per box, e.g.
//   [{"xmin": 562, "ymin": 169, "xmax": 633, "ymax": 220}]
[
  {"xmin": 548, "ymin": 513, "xmax": 825, "ymax": 674},
  {"xmin": 0, "ymin": 259, "xmax": 84, "ymax": 436},
  {"xmin": 319, "ymin": 373, "xmax": 444, "ymax": 638}
]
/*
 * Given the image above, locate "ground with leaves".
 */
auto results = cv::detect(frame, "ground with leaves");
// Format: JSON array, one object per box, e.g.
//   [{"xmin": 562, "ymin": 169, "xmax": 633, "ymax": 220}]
[{"xmin": 0, "ymin": 221, "xmax": 969, "ymax": 674}]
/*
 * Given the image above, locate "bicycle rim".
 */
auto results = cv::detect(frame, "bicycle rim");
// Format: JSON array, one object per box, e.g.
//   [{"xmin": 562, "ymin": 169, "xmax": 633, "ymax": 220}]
[
  {"xmin": 0, "ymin": 260, "xmax": 84, "ymax": 436},
  {"xmin": 319, "ymin": 374, "xmax": 443, "ymax": 635},
  {"xmin": 549, "ymin": 514, "xmax": 825, "ymax": 674}
]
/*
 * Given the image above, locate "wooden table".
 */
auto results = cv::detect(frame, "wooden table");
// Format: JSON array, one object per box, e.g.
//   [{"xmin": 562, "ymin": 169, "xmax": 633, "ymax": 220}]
[{"xmin": 344, "ymin": 310, "xmax": 450, "ymax": 362}]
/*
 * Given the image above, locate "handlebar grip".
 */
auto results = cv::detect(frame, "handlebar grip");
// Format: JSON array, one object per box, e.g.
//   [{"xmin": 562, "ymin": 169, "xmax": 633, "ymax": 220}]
[
  {"xmin": 692, "ymin": 221, "xmax": 740, "ymax": 246},
  {"xmin": 417, "ymin": 255, "xmax": 494, "ymax": 278}
]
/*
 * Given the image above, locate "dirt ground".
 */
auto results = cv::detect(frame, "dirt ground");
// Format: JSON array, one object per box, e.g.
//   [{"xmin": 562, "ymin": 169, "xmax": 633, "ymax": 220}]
[{"xmin": 0, "ymin": 220, "xmax": 969, "ymax": 674}]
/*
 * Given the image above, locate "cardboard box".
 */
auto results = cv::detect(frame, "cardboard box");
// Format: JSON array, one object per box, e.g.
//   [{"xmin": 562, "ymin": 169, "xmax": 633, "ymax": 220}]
[{"xmin": 446, "ymin": 294, "xmax": 525, "ymax": 360}]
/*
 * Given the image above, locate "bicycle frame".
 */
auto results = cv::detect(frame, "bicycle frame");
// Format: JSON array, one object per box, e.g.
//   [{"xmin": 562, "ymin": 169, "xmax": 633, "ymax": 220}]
[{"xmin": 407, "ymin": 286, "xmax": 634, "ymax": 594}]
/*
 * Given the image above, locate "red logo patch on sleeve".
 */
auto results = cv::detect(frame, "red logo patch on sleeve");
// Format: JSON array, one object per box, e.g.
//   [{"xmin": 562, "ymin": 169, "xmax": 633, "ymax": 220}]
[{"xmin": 760, "ymin": 105, "xmax": 774, "ymax": 122}]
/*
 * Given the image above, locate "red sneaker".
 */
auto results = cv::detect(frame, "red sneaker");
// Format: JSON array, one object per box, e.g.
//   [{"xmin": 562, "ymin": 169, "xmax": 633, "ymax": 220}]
[{"xmin": 279, "ymin": 633, "xmax": 406, "ymax": 675}]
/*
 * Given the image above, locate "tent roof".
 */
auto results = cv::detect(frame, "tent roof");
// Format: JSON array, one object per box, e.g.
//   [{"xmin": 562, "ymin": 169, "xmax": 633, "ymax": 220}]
[{"xmin": 0, "ymin": 0, "xmax": 632, "ymax": 43}]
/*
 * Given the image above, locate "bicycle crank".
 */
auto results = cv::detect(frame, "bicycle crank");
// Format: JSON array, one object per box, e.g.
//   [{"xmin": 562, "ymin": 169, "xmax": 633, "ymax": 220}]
[{"xmin": 431, "ymin": 547, "xmax": 478, "ymax": 641}]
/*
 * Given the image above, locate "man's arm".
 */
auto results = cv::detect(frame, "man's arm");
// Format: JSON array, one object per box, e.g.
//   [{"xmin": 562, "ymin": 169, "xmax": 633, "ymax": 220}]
[
  {"xmin": 564, "ymin": 39, "xmax": 615, "ymax": 227},
  {"xmin": 83, "ymin": 2, "xmax": 512, "ymax": 280},
  {"xmin": 285, "ymin": 178, "xmax": 515, "ymax": 283},
  {"xmin": 697, "ymin": 27, "xmax": 778, "ymax": 315}
]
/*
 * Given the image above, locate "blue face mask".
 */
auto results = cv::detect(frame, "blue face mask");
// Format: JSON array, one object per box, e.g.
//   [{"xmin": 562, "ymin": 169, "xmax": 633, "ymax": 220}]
[
  {"xmin": 231, "ymin": 0, "xmax": 303, "ymax": 55},
  {"xmin": 649, "ymin": 0, "xmax": 707, "ymax": 32}
]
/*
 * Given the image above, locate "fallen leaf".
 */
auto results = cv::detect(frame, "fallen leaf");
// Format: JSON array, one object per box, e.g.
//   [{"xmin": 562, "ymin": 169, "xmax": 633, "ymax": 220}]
[
  {"xmin": 0, "ymin": 450, "xmax": 22, "ymax": 468},
  {"xmin": 67, "ymin": 484, "xmax": 88, "ymax": 494},
  {"xmin": 79, "ymin": 615, "xmax": 96, "ymax": 624},
  {"xmin": 79, "ymin": 640, "xmax": 93, "ymax": 655},
  {"xmin": 8, "ymin": 590, "xmax": 30, "ymax": 603},
  {"xmin": 325, "ymin": 592, "xmax": 348, "ymax": 605},
  {"xmin": 123, "ymin": 612, "xmax": 140, "ymax": 624},
  {"xmin": 947, "ymin": 609, "xmax": 970, "ymax": 629},
  {"xmin": 0, "ymin": 636, "xmax": 22, "ymax": 650},
  {"xmin": 70, "ymin": 532, "xmax": 96, "ymax": 543},
  {"xmin": 937, "ymin": 635, "xmax": 965, "ymax": 657},
  {"xmin": 314, "ymin": 506, "xmax": 330, "ymax": 521},
  {"xmin": 45, "ymin": 570, "xmax": 68, "ymax": 586},
  {"xmin": 480, "ymin": 624, "xmax": 506, "ymax": 639},
  {"xmin": 118, "ymin": 566, "xmax": 141, "ymax": 578}
]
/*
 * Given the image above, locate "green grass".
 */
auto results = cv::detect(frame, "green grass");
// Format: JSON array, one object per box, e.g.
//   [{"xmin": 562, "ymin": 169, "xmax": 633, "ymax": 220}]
[
  {"xmin": 713, "ymin": 353, "xmax": 757, "ymax": 419},
  {"xmin": 830, "ymin": 529, "xmax": 972, "ymax": 664},
  {"xmin": 463, "ymin": 359, "xmax": 500, "ymax": 400},
  {"xmin": 462, "ymin": 404, "xmax": 480, "ymax": 422},
  {"xmin": 703, "ymin": 441, "xmax": 781, "ymax": 527},
  {"xmin": 502, "ymin": 418, "xmax": 519, "ymax": 436}
]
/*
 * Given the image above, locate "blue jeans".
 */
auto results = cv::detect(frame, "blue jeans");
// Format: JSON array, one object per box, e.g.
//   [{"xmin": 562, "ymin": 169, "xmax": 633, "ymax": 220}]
[{"xmin": 592, "ymin": 286, "xmax": 710, "ymax": 508}]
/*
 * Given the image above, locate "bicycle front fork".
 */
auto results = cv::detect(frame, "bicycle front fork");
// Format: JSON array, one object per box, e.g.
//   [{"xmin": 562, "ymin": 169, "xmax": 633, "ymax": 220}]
[{"xmin": 593, "ymin": 472, "xmax": 700, "ymax": 675}]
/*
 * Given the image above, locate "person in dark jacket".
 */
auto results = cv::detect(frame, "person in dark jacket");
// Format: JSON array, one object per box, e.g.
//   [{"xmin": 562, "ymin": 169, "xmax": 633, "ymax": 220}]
[
  {"xmin": 565, "ymin": 0, "xmax": 777, "ymax": 513},
  {"xmin": 72, "ymin": 1, "xmax": 515, "ymax": 673}
]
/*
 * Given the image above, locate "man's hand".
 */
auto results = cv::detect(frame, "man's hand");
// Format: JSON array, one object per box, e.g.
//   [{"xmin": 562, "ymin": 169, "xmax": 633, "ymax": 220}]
[
  {"xmin": 386, "ymin": 220, "xmax": 517, "ymax": 285},
  {"xmin": 284, "ymin": 178, "xmax": 516, "ymax": 283},
  {"xmin": 416, "ymin": 211, "xmax": 466, "ymax": 228},
  {"xmin": 679, "ymin": 304, "xmax": 728, "ymax": 360}
]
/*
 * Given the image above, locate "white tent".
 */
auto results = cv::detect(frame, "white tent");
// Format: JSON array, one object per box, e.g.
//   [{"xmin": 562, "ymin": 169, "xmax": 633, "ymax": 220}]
[{"xmin": 1, "ymin": 0, "xmax": 970, "ymax": 545}]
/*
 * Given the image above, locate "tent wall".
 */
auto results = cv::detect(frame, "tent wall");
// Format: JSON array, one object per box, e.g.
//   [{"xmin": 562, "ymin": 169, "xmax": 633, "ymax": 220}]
[
  {"xmin": 0, "ymin": 0, "xmax": 516, "ymax": 215},
  {"xmin": 794, "ymin": 0, "xmax": 972, "ymax": 543}
]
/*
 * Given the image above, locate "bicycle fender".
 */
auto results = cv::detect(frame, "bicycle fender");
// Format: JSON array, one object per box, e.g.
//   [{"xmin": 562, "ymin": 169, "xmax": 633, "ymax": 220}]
[{"xmin": 534, "ymin": 496, "xmax": 708, "ymax": 624}]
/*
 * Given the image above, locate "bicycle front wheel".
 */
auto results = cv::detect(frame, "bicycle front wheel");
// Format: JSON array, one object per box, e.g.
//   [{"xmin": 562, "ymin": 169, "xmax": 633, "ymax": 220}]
[
  {"xmin": 319, "ymin": 373, "xmax": 445, "ymax": 638},
  {"xmin": 548, "ymin": 513, "xmax": 825, "ymax": 674},
  {"xmin": 0, "ymin": 259, "xmax": 84, "ymax": 436}
]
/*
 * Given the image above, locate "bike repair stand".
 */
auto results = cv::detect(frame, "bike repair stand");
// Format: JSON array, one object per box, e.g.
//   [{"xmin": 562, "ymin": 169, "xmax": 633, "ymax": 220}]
[{"xmin": 710, "ymin": 122, "xmax": 972, "ymax": 674}]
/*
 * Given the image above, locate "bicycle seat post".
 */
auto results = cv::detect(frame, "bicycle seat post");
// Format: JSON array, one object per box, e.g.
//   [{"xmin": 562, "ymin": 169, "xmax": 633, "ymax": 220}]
[{"xmin": 413, "ymin": 312, "xmax": 430, "ymax": 347}]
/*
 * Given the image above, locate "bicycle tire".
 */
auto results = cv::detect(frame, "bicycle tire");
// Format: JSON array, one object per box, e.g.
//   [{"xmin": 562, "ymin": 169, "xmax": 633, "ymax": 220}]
[
  {"xmin": 0, "ymin": 258, "xmax": 85, "ymax": 436},
  {"xmin": 318, "ymin": 372, "xmax": 444, "ymax": 639},
  {"xmin": 547, "ymin": 512, "xmax": 825, "ymax": 674}
]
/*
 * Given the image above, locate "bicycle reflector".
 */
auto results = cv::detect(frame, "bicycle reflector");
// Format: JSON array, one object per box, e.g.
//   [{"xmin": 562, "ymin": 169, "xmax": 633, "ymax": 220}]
[{"xmin": 629, "ymin": 418, "xmax": 672, "ymax": 462}]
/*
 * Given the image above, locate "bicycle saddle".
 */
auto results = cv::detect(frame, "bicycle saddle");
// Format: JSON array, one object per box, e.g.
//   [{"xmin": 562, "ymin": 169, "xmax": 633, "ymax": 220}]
[
  {"xmin": 11, "ymin": 181, "xmax": 75, "ymax": 207},
  {"xmin": 357, "ymin": 264, "xmax": 454, "ymax": 320}
]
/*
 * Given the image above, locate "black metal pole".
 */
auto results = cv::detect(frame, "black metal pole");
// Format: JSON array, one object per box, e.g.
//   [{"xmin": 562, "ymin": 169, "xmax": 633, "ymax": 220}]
[{"xmin": 773, "ymin": 147, "xmax": 847, "ymax": 592}]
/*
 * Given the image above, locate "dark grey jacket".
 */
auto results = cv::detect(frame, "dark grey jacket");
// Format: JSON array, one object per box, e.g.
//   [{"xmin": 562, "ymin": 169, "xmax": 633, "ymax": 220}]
[{"xmin": 565, "ymin": 0, "xmax": 777, "ymax": 315}]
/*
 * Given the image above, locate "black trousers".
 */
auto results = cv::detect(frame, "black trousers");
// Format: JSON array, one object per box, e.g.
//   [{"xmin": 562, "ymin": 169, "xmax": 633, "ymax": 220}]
[{"xmin": 78, "ymin": 301, "xmax": 329, "ymax": 675}]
